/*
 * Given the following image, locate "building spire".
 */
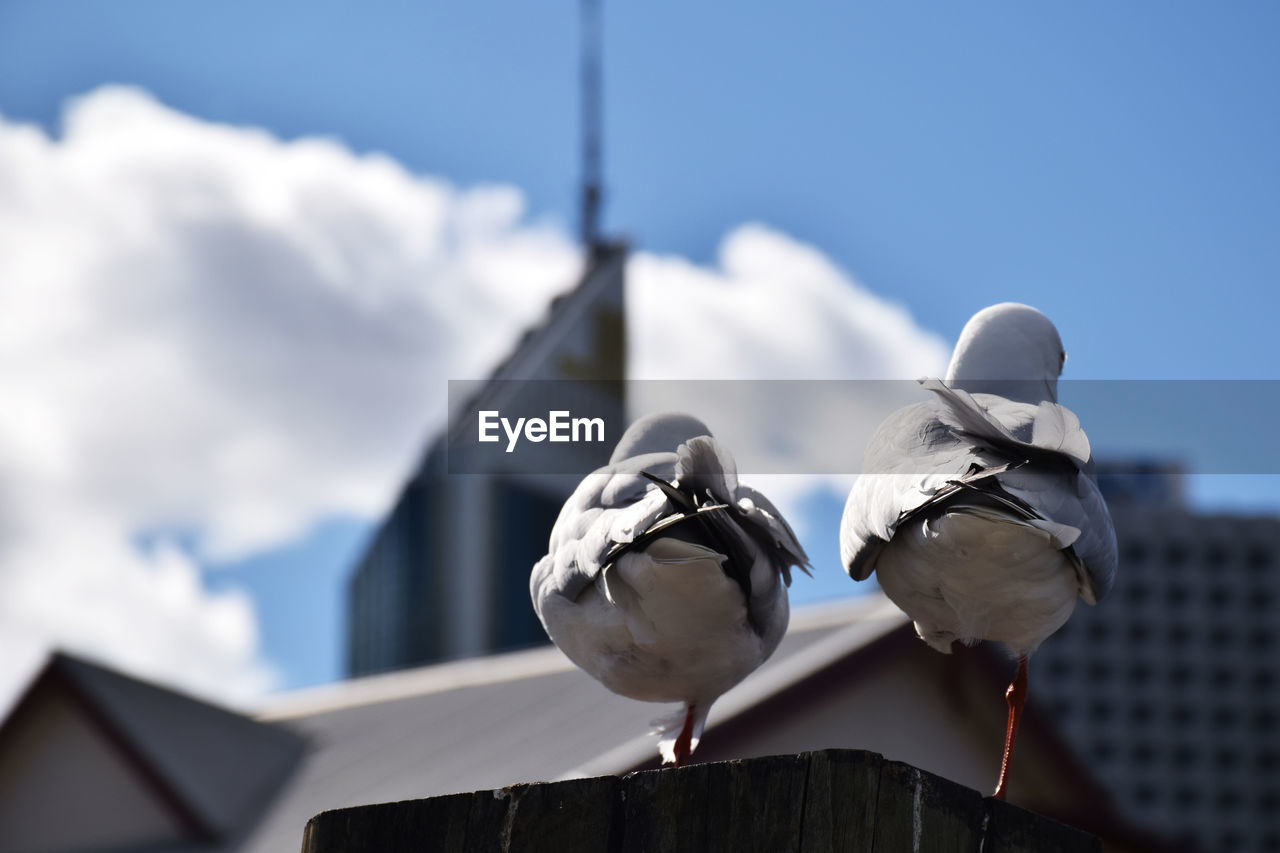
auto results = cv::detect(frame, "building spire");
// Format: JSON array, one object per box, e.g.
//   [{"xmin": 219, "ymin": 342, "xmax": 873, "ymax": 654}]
[{"xmin": 580, "ymin": 0, "xmax": 603, "ymax": 249}]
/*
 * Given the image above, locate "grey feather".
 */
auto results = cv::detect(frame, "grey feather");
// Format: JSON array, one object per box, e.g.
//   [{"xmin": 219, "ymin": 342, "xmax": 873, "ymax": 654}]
[
  {"xmin": 531, "ymin": 414, "xmax": 809, "ymax": 632},
  {"xmin": 675, "ymin": 436, "xmax": 740, "ymax": 504},
  {"xmin": 840, "ymin": 378, "xmax": 1116, "ymax": 603}
]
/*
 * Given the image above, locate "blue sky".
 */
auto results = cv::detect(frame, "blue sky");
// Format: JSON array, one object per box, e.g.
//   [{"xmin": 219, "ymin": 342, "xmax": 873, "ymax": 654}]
[
  {"xmin": 2, "ymin": 2, "xmax": 1278, "ymax": 698},
  {"xmin": 5, "ymin": 0, "xmax": 1278, "ymax": 382}
]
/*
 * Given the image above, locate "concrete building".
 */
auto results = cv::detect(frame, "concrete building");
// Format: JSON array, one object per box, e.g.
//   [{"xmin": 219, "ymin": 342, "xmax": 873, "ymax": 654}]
[
  {"xmin": 1094, "ymin": 459, "xmax": 1186, "ymax": 509},
  {"xmin": 346, "ymin": 243, "xmax": 626, "ymax": 675},
  {"xmin": 1034, "ymin": 466, "xmax": 1280, "ymax": 853}
]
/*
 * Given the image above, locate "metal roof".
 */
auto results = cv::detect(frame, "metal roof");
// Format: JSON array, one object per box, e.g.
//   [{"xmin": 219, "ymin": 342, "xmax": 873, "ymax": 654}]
[
  {"xmin": 2, "ymin": 593, "xmax": 1167, "ymax": 851},
  {"xmin": 237, "ymin": 595, "xmax": 905, "ymax": 853}
]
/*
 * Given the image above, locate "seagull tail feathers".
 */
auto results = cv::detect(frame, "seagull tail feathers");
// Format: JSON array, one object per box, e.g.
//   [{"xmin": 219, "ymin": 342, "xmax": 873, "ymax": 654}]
[{"xmin": 675, "ymin": 436, "xmax": 739, "ymax": 504}]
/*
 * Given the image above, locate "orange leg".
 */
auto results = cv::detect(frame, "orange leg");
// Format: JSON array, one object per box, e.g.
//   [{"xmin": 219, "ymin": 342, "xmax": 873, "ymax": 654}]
[
  {"xmin": 672, "ymin": 704, "xmax": 696, "ymax": 768},
  {"xmin": 993, "ymin": 656, "xmax": 1028, "ymax": 800}
]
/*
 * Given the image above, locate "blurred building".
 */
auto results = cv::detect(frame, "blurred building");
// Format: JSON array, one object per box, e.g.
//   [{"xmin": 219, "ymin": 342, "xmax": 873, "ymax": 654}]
[
  {"xmin": 0, "ymin": 597, "xmax": 1170, "ymax": 852},
  {"xmin": 346, "ymin": 243, "xmax": 627, "ymax": 676},
  {"xmin": 1034, "ymin": 461, "xmax": 1280, "ymax": 853},
  {"xmin": 1094, "ymin": 458, "xmax": 1187, "ymax": 508},
  {"xmin": 0, "ymin": 654, "xmax": 304, "ymax": 853}
]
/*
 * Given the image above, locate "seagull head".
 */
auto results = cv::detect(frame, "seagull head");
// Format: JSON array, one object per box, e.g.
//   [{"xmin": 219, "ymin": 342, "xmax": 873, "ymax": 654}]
[
  {"xmin": 609, "ymin": 412, "xmax": 713, "ymax": 463},
  {"xmin": 944, "ymin": 303, "xmax": 1066, "ymax": 404}
]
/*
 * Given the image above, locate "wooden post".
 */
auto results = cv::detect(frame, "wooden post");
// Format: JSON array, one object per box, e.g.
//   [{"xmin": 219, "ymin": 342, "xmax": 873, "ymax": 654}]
[{"xmin": 301, "ymin": 749, "xmax": 1099, "ymax": 853}]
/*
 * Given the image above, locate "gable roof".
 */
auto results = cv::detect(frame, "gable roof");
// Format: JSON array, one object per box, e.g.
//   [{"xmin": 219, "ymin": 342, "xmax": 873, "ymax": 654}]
[
  {"xmin": 0, "ymin": 653, "xmax": 306, "ymax": 848},
  {"xmin": 252, "ymin": 591, "xmax": 1170, "ymax": 853},
  {"xmin": 238, "ymin": 595, "xmax": 903, "ymax": 852},
  {"xmin": 0, "ymin": 594, "xmax": 1171, "ymax": 852}
]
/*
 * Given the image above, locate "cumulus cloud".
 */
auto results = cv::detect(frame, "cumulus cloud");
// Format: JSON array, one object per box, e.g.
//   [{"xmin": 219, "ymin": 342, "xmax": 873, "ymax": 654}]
[
  {"xmin": 630, "ymin": 225, "xmax": 947, "ymax": 381},
  {"xmin": 0, "ymin": 86, "xmax": 580, "ymax": 707},
  {"xmin": 1, "ymin": 86, "xmax": 582, "ymax": 559},
  {"xmin": 628, "ymin": 227, "xmax": 950, "ymax": 522},
  {"xmin": 0, "ymin": 86, "xmax": 945, "ymax": 708}
]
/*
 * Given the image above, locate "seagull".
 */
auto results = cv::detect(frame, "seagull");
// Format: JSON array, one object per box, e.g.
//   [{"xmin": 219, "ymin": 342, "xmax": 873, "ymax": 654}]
[
  {"xmin": 531, "ymin": 412, "xmax": 809, "ymax": 766},
  {"xmin": 839, "ymin": 303, "xmax": 1116, "ymax": 799}
]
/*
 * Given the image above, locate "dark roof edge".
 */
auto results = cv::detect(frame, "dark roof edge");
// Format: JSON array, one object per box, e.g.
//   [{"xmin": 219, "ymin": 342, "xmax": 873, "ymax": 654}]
[{"xmin": 0, "ymin": 652, "xmax": 213, "ymax": 840}]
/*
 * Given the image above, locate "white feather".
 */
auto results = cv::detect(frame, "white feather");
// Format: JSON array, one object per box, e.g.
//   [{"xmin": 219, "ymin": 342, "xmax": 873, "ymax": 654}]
[{"xmin": 531, "ymin": 412, "xmax": 808, "ymax": 764}]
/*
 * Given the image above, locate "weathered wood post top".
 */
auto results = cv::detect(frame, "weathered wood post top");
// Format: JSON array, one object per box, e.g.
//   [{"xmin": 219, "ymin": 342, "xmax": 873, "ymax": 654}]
[{"xmin": 301, "ymin": 749, "xmax": 1099, "ymax": 852}]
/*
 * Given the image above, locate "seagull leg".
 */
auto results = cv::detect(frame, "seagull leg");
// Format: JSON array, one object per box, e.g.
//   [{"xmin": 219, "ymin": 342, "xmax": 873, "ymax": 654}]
[
  {"xmin": 993, "ymin": 656, "xmax": 1028, "ymax": 800},
  {"xmin": 672, "ymin": 704, "xmax": 697, "ymax": 768}
]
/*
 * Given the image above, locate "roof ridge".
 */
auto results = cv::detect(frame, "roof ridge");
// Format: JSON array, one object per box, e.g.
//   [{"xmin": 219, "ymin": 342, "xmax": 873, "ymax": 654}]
[{"xmin": 257, "ymin": 595, "xmax": 890, "ymax": 721}]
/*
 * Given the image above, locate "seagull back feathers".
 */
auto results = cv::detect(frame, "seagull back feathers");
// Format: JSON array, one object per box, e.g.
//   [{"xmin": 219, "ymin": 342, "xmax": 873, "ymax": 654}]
[
  {"xmin": 531, "ymin": 414, "xmax": 810, "ymax": 636},
  {"xmin": 839, "ymin": 308, "xmax": 1111, "ymax": 607},
  {"xmin": 921, "ymin": 378, "xmax": 1091, "ymax": 470}
]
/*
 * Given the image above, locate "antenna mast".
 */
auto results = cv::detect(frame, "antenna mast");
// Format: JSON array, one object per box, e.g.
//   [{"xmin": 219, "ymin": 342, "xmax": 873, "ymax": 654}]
[{"xmin": 580, "ymin": 0, "xmax": 603, "ymax": 248}]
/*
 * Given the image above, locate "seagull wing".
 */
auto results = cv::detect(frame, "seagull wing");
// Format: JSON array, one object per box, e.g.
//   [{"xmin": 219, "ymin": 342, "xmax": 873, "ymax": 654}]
[
  {"xmin": 931, "ymin": 381, "xmax": 1117, "ymax": 603},
  {"xmin": 675, "ymin": 435, "xmax": 810, "ymax": 579},
  {"xmin": 530, "ymin": 451, "xmax": 675, "ymax": 612},
  {"xmin": 840, "ymin": 400, "xmax": 977, "ymax": 581},
  {"xmin": 734, "ymin": 483, "xmax": 810, "ymax": 585},
  {"xmin": 841, "ymin": 381, "xmax": 1117, "ymax": 604}
]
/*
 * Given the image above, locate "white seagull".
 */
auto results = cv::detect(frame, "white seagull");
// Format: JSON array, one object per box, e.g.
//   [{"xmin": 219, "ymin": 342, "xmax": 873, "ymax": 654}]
[
  {"xmin": 839, "ymin": 303, "xmax": 1116, "ymax": 799},
  {"xmin": 531, "ymin": 412, "xmax": 809, "ymax": 766}
]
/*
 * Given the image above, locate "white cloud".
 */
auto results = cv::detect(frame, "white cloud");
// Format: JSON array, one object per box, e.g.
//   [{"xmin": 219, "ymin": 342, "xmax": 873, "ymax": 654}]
[
  {"xmin": 0, "ymin": 87, "xmax": 581, "ymax": 707},
  {"xmin": 630, "ymin": 224, "xmax": 947, "ymax": 381},
  {"xmin": 0, "ymin": 86, "xmax": 946, "ymax": 709},
  {"xmin": 1, "ymin": 86, "xmax": 582, "ymax": 556},
  {"xmin": 627, "ymin": 225, "xmax": 950, "ymax": 523}
]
